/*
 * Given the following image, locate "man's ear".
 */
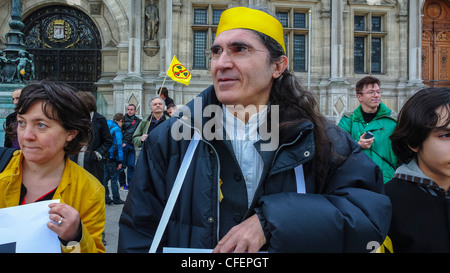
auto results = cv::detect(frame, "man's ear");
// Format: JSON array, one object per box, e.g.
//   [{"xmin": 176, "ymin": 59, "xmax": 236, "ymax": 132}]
[
  {"xmin": 354, "ymin": 88, "xmax": 362, "ymax": 102},
  {"xmin": 273, "ymin": 55, "xmax": 288, "ymax": 79}
]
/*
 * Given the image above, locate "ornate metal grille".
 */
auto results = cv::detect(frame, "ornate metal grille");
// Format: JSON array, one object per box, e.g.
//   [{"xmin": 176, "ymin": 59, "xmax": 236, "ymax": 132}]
[{"xmin": 22, "ymin": 5, "xmax": 101, "ymax": 92}]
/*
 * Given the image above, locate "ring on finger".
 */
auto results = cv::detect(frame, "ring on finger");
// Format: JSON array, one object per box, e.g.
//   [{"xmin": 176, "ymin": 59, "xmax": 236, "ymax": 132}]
[{"xmin": 57, "ymin": 216, "xmax": 64, "ymax": 225}]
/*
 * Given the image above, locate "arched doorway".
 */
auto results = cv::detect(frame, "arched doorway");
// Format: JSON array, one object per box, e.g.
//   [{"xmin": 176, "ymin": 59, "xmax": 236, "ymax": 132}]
[
  {"xmin": 22, "ymin": 5, "xmax": 102, "ymax": 93},
  {"xmin": 422, "ymin": 0, "xmax": 450, "ymax": 87}
]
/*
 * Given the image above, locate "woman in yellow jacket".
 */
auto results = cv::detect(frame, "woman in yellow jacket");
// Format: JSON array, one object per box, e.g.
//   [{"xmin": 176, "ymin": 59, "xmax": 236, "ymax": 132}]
[{"xmin": 0, "ymin": 80, "xmax": 105, "ymax": 253}]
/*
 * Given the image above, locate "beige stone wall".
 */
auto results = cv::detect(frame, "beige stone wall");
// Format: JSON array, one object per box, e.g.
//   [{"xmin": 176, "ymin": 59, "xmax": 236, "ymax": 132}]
[{"xmin": 0, "ymin": 0, "xmax": 425, "ymax": 122}]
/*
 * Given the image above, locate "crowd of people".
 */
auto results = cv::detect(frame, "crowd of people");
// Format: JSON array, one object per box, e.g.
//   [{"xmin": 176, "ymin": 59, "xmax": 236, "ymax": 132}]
[{"xmin": 0, "ymin": 6, "xmax": 449, "ymax": 254}]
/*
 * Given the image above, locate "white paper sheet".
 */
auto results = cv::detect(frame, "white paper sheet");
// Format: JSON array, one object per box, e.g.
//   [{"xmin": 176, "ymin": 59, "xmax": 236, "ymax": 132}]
[{"xmin": 0, "ymin": 199, "xmax": 61, "ymax": 253}]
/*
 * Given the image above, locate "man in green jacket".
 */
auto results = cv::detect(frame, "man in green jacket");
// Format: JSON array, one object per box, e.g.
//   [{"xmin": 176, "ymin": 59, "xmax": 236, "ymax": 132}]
[{"xmin": 338, "ymin": 76, "xmax": 397, "ymax": 183}]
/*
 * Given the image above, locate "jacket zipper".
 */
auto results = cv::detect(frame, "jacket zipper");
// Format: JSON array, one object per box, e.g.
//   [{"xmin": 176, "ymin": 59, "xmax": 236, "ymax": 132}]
[
  {"xmin": 177, "ymin": 117, "xmax": 221, "ymax": 245},
  {"xmin": 201, "ymin": 139, "xmax": 221, "ymax": 245}
]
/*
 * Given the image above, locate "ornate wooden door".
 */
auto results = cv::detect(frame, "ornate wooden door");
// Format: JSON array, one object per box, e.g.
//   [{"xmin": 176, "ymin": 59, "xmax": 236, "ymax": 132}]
[{"xmin": 422, "ymin": 0, "xmax": 450, "ymax": 87}]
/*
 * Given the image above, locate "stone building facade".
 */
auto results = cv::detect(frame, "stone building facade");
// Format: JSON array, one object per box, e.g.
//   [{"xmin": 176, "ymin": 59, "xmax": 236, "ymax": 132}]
[{"xmin": 0, "ymin": 0, "xmax": 448, "ymax": 122}]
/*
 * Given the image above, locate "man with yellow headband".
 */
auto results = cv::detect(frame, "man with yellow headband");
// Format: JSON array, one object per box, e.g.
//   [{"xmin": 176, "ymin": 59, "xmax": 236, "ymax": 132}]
[{"xmin": 119, "ymin": 6, "xmax": 391, "ymax": 253}]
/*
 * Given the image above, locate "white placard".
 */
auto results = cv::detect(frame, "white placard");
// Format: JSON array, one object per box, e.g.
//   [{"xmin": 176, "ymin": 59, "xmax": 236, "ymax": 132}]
[{"xmin": 0, "ymin": 199, "xmax": 61, "ymax": 253}]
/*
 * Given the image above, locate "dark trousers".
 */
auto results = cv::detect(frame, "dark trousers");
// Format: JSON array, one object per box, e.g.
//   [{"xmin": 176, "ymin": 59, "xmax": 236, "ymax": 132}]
[
  {"xmin": 103, "ymin": 160, "xmax": 121, "ymax": 202},
  {"xmin": 119, "ymin": 143, "xmax": 136, "ymax": 186}
]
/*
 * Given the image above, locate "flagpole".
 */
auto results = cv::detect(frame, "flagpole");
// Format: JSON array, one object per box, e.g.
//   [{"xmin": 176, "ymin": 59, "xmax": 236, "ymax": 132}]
[
  {"xmin": 158, "ymin": 73, "xmax": 168, "ymax": 95},
  {"xmin": 158, "ymin": 55, "xmax": 174, "ymax": 95}
]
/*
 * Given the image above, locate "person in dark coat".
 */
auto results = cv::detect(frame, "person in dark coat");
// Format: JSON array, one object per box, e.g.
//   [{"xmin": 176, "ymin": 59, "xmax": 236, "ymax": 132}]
[
  {"xmin": 118, "ymin": 104, "xmax": 141, "ymax": 190},
  {"xmin": 158, "ymin": 87, "xmax": 174, "ymax": 107},
  {"xmin": 3, "ymin": 88, "xmax": 22, "ymax": 149},
  {"xmin": 118, "ymin": 6, "xmax": 391, "ymax": 253},
  {"xmin": 69, "ymin": 92, "xmax": 113, "ymax": 183}
]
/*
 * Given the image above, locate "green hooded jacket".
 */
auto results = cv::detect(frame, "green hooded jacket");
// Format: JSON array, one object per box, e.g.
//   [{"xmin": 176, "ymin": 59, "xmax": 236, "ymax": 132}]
[{"xmin": 338, "ymin": 102, "xmax": 397, "ymax": 183}]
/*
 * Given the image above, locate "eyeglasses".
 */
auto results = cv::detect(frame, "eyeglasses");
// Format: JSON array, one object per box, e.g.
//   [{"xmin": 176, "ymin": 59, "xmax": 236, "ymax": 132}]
[
  {"xmin": 358, "ymin": 91, "xmax": 382, "ymax": 96},
  {"xmin": 208, "ymin": 45, "xmax": 265, "ymax": 60}
]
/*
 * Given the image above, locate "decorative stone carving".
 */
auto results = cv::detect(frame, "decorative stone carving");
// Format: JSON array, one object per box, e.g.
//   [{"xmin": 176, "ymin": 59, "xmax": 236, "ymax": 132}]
[
  {"xmin": 145, "ymin": 0, "xmax": 159, "ymax": 41},
  {"xmin": 143, "ymin": 0, "xmax": 160, "ymax": 56}
]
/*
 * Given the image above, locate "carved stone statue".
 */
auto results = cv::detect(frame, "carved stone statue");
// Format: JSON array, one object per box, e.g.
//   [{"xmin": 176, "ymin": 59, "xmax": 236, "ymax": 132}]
[{"xmin": 145, "ymin": 0, "xmax": 159, "ymax": 41}]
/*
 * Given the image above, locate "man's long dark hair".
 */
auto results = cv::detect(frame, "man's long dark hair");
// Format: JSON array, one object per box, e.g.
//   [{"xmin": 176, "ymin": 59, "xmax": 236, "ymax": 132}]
[{"xmin": 255, "ymin": 31, "xmax": 334, "ymax": 188}]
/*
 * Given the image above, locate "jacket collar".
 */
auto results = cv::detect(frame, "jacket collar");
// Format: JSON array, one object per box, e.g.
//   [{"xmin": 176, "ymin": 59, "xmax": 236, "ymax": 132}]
[
  {"xmin": 353, "ymin": 102, "xmax": 395, "ymax": 122},
  {"xmin": 52, "ymin": 157, "xmax": 72, "ymax": 201},
  {"xmin": 2, "ymin": 150, "xmax": 22, "ymax": 207},
  {"xmin": 395, "ymin": 158, "xmax": 431, "ymax": 182},
  {"xmin": 3, "ymin": 151, "xmax": 71, "ymax": 207},
  {"xmin": 177, "ymin": 85, "xmax": 219, "ymax": 131},
  {"xmin": 395, "ymin": 158, "xmax": 450, "ymax": 196}
]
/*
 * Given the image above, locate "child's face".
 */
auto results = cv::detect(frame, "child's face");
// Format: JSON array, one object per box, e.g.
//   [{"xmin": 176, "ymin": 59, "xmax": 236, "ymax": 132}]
[{"xmin": 412, "ymin": 106, "xmax": 450, "ymax": 188}]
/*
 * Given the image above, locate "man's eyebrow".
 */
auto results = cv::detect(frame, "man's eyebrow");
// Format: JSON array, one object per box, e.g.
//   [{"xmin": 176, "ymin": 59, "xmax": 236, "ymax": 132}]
[
  {"xmin": 229, "ymin": 41, "xmax": 249, "ymax": 47},
  {"xmin": 211, "ymin": 41, "xmax": 250, "ymax": 49}
]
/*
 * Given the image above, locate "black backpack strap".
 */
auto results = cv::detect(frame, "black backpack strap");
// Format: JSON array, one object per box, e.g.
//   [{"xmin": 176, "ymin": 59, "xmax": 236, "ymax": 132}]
[{"xmin": 0, "ymin": 147, "xmax": 17, "ymax": 173}]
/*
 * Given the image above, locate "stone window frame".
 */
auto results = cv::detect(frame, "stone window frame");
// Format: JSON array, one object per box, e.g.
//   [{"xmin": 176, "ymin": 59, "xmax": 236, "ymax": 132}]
[
  {"xmin": 275, "ymin": 7, "xmax": 310, "ymax": 72},
  {"xmin": 192, "ymin": 4, "xmax": 226, "ymax": 70},
  {"xmin": 353, "ymin": 11, "xmax": 388, "ymax": 75}
]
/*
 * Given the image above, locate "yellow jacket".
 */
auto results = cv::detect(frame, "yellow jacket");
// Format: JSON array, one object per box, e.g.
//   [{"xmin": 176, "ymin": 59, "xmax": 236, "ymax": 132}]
[{"xmin": 0, "ymin": 150, "xmax": 105, "ymax": 253}]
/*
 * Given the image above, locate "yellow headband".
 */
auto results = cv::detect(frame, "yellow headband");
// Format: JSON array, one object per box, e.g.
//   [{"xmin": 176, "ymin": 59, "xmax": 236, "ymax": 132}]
[{"xmin": 216, "ymin": 7, "xmax": 286, "ymax": 54}]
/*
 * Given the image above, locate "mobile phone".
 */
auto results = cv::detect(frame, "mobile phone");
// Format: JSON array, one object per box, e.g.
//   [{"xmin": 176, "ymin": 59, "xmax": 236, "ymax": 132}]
[{"xmin": 364, "ymin": 131, "xmax": 374, "ymax": 139}]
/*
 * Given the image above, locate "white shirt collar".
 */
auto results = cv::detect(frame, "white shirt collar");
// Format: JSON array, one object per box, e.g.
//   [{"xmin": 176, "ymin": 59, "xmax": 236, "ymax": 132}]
[{"xmin": 222, "ymin": 105, "xmax": 268, "ymax": 141}]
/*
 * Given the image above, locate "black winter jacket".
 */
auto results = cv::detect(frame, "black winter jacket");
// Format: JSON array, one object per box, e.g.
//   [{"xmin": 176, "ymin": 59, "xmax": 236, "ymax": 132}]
[
  {"xmin": 118, "ymin": 86, "xmax": 391, "ymax": 253},
  {"xmin": 69, "ymin": 112, "xmax": 113, "ymax": 181},
  {"xmin": 122, "ymin": 114, "xmax": 141, "ymax": 144}
]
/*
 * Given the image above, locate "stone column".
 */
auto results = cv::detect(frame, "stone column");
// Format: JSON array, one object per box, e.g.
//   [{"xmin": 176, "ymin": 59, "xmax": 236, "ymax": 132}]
[
  {"xmin": 154, "ymin": 0, "xmax": 174, "ymax": 100},
  {"xmin": 396, "ymin": 0, "xmax": 409, "ymax": 89},
  {"xmin": 330, "ymin": 0, "xmax": 343, "ymax": 80},
  {"xmin": 318, "ymin": 0, "xmax": 331, "ymax": 116},
  {"xmin": 407, "ymin": 0, "xmax": 424, "ymax": 86},
  {"xmin": 122, "ymin": 0, "xmax": 144, "ymax": 117},
  {"xmin": 128, "ymin": 0, "xmax": 142, "ymax": 78},
  {"xmin": 159, "ymin": 0, "xmax": 172, "ymax": 77},
  {"xmin": 327, "ymin": 1, "xmax": 349, "ymax": 124}
]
